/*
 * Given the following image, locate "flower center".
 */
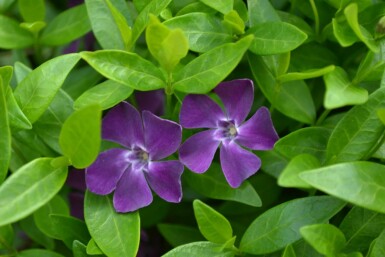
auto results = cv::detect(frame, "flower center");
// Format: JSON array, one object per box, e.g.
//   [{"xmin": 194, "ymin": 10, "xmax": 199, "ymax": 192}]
[
  {"xmin": 215, "ymin": 120, "xmax": 238, "ymax": 141},
  {"xmin": 127, "ymin": 146, "xmax": 150, "ymax": 171}
]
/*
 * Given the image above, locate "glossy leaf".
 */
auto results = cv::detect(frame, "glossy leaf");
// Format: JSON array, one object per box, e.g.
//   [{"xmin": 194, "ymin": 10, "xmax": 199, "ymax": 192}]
[
  {"xmin": 200, "ymin": 0, "xmax": 233, "ymax": 14},
  {"xmin": 0, "ymin": 224, "xmax": 13, "ymax": 251},
  {"xmin": 0, "ymin": 158, "xmax": 68, "ymax": 226},
  {"xmin": 50, "ymin": 215, "xmax": 90, "ymax": 248},
  {"xmin": 162, "ymin": 241, "xmax": 234, "ymax": 257},
  {"xmin": 223, "ymin": 10, "xmax": 245, "ymax": 35},
  {"xmin": 18, "ymin": 0, "xmax": 45, "ymax": 22},
  {"xmin": 193, "ymin": 200, "xmax": 233, "ymax": 244},
  {"xmin": 158, "ymin": 224, "xmax": 205, "ymax": 247},
  {"xmin": 173, "ymin": 35, "xmax": 253, "ymax": 93},
  {"xmin": 40, "ymin": 4, "xmax": 91, "ymax": 46},
  {"xmin": 247, "ymin": 0, "xmax": 280, "ymax": 25},
  {"xmin": 300, "ymin": 162, "xmax": 385, "ymax": 214},
  {"xmin": 80, "ymin": 50, "xmax": 166, "ymax": 91},
  {"xmin": 16, "ymin": 249, "xmax": 64, "ymax": 257},
  {"xmin": 84, "ymin": 191, "xmax": 140, "ymax": 257},
  {"xmin": 300, "ymin": 224, "xmax": 346, "ymax": 256},
  {"xmin": 164, "ymin": 13, "xmax": 232, "ymax": 53},
  {"xmin": 239, "ymin": 196, "xmax": 345, "ymax": 255},
  {"xmin": 74, "ymin": 80, "xmax": 133, "ymax": 110},
  {"xmin": 0, "ymin": 77, "xmax": 10, "ymax": 184},
  {"xmin": 278, "ymin": 65, "xmax": 335, "ymax": 83},
  {"xmin": 0, "ymin": 15, "xmax": 34, "ymax": 49},
  {"xmin": 368, "ymin": 229, "xmax": 385, "ymax": 257},
  {"xmin": 326, "ymin": 87, "xmax": 385, "ymax": 163},
  {"xmin": 13, "ymin": 54, "xmax": 80, "ymax": 123},
  {"xmin": 59, "ymin": 104, "xmax": 101, "ymax": 169},
  {"xmin": 185, "ymin": 163, "xmax": 261, "ymax": 207},
  {"xmin": 248, "ymin": 22, "xmax": 307, "ymax": 55},
  {"xmin": 323, "ymin": 66, "xmax": 368, "ymax": 109},
  {"xmin": 278, "ymin": 154, "xmax": 320, "ymax": 189}
]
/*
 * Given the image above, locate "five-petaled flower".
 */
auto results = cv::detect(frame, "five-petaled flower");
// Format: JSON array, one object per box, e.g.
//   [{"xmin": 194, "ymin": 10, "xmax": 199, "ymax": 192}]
[
  {"xmin": 86, "ymin": 102, "xmax": 183, "ymax": 212},
  {"xmin": 179, "ymin": 79, "xmax": 279, "ymax": 188}
]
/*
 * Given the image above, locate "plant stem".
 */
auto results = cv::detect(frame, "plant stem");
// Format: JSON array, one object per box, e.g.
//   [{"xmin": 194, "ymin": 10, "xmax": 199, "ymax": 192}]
[{"xmin": 309, "ymin": 0, "xmax": 320, "ymax": 39}]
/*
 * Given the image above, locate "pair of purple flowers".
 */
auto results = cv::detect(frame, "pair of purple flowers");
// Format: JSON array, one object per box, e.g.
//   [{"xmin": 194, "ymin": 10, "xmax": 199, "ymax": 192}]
[{"xmin": 86, "ymin": 79, "xmax": 279, "ymax": 212}]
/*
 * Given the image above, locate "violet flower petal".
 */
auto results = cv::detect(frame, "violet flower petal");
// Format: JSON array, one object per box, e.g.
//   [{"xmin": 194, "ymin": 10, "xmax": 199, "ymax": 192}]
[
  {"xmin": 179, "ymin": 130, "xmax": 220, "ymax": 173},
  {"xmin": 237, "ymin": 106, "xmax": 279, "ymax": 150},
  {"xmin": 86, "ymin": 148, "xmax": 129, "ymax": 195},
  {"xmin": 135, "ymin": 89, "xmax": 165, "ymax": 116},
  {"xmin": 214, "ymin": 79, "xmax": 254, "ymax": 126},
  {"xmin": 146, "ymin": 161, "xmax": 184, "ymax": 203},
  {"xmin": 220, "ymin": 142, "xmax": 261, "ymax": 188},
  {"xmin": 102, "ymin": 102, "xmax": 145, "ymax": 148},
  {"xmin": 180, "ymin": 95, "xmax": 225, "ymax": 128},
  {"xmin": 142, "ymin": 111, "xmax": 182, "ymax": 160},
  {"xmin": 113, "ymin": 166, "xmax": 153, "ymax": 212}
]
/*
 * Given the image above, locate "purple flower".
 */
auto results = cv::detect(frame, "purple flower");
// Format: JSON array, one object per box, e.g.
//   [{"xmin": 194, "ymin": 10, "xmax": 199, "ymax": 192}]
[
  {"xmin": 86, "ymin": 102, "xmax": 183, "ymax": 212},
  {"xmin": 134, "ymin": 89, "xmax": 165, "ymax": 116},
  {"xmin": 179, "ymin": 79, "xmax": 279, "ymax": 188}
]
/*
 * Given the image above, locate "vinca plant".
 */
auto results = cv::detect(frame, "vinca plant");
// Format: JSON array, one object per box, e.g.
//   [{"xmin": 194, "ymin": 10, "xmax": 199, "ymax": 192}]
[{"xmin": 1, "ymin": 0, "xmax": 385, "ymax": 256}]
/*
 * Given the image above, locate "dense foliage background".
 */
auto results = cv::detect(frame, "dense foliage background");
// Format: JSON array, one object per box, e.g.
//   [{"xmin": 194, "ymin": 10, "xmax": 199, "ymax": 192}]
[{"xmin": 1, "ymin": 0, "xmax": 385, "ymax": 256}]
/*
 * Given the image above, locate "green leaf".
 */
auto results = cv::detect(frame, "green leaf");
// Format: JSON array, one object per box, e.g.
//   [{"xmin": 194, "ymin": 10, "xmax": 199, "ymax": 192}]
[
  {"xmin": 164, "ymin": 12, "xmax": 233, "ymax": 53},
  {"xmin": 0, "ymin": 15, "xmax": 34, "ymax": 49},
  {"xmin": 16, "ymin": 249, "xmax": 65, "ymax": 257},
  {"xmin": 344, "ymin": 3, "xmax": 379, "ymax": 52},
  {"xmin": 0, "ymin": 77, "xmax": 10, "ymax": 184},
  {"xmin": 300, "ymin": 224, "xmax": 346, "ymax": 256},
  {"xmin": 185, "ymin": 163, "xmax": 261, "ymax": 207},
  {"xmin": 239, "ymin": 196, "xmax": 345, "ymax": 255},
  {"xmin": 278, "ymin": 154, "xmax": 320, "ymax": 189},
  {"xmin": 275, "ymin": 127, "xmax": 332, "ymax": 163},
  {"xmin": 13, "ymin": 54, "xmax": 80, "ymax": 123},
  {"xmin": 5, "ymin": 85, "xmax": 32, "ymax": 130},
  {"xmin": 62, "ymin": 66, "xmax": 103, "ymax": 99},
  {"xmin": 84, "ymin": 191, "xmax": 140, "ymax": 257},
  {"xmin": 40, "ymin": 4, "xmax": 91, "ymax": 46},
  {"xmin": 158, "ymin": 224, "xmax": 205, "ymax": 247},
  {"xmin": 162, "ymin": 241, "xmax": 235, "ymax": 257},
  {"xmin": 248, "ymin": 53, "xmax": 316, "ymax": 124},
  {"xmin": 248, "ymin": 22, "xmax": 307, "ymax": 55},
  {"xmin": 339, "ymin": 206, "xmax": 385, "ymax": 253},
  {"xmin": 326, "ymin": 87, "xmax": 385, "ymax": 163},
  {"xmin": 85, "ymin": 0, "xmax": 132, "ymax": 50},
  {"xmin": 323, "ymin": 66, "xmax": 368, "ymax": 109},
  {"xmin": 20, "ymin": 21, "xmax": 46, "ymax": 36},
  {"xmin": 14, "ymin": 61, "xmax": 32, "ymax": 83},
  {"xmin": 282, "ymin": 245, "xmax": 296, "ymax": 257},
  {"xmin": 332, "ymin": 18, "xmax": 358, "ymax": 47},
  {"xmin": 59, "ymin": 104, "xmax": 101, "ymax": 169},
  {"xmin": 0, "ymin": 225, "xmax": 13, "ymax": 251},
  {"xmin": 354, "ymin": 39, "xmax": 385, "ymax": 83},
  {"xmin": 247, "ymin": 0, "xmax": 280, "ymax": 25},
  {"xmin": 18, "ymin": 0, "xmax": 45, "ymax": 22},
  {"xmin": 19, "ymin": 216, "xmax": 55, "ymax": 250},
  {"xmin": 0, "ymin": 158, "xmax": 68, "ymax": 226},
  {"xmin": 50, "ymin": 215, "xmax": 90, "ymax": 248},
  {"xmin": 173, "ymin": 35, "xmax": 253, "ymax": 93},
  {"xmin": 200, "ymin": 0, "xmax": 233, "ymax": 14},
  {"xmin": 0, "ymin": 0, "xmax": 14, "ymax": 12},
  {"xmin": 80, "ymin": 50, "xmax": 166, "ymax": 91},
  {"xmin": 86, "ymin": 239, "xmax": 104, "ymax": 255},
  {"xmin": 193, "ymin": 200, "xmax": 233, "ymax": 244},
  {"xmin": 278, "ymin": 65, "xmax": 335, "ymax": 83},
  {"xmin": 146, "ymin": 16, "xmax": 189, "ymax": 73},
  {"xmin": 300, "ymin": 162, "xmax": 385, "ymax": 214},
  {"xmin": 131, "ymin": 0, "xmax": 172, "ymax": 46},
  {"xmin": 73, "ymin": 240, "xmax": 89, "ymax": 257},
  {"xmin": 33, "ymin": 195, "xmax": 70, "ymax": 239},
  {"xmin": 223, "ymin": 10, "xmax": 245, "ymax": 35},
  {"xmin": 368, "ymin": 229, "xmax": 385, "ymax": 257},
  {"xmin": 74, "ymin": 80, "xmax": 133, "ymax": 110}
]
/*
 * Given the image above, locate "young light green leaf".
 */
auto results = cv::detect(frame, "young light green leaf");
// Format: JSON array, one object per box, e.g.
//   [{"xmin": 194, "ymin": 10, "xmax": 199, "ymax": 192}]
[
  {"xmin": 200, "ymin": 0, "xmax": 233, "ymax": 14},
  {"xmin": 239, "ymin": 196, "xmax": 345, "ymax": 255},
  {"xmin": 300, "ymin": 224, "xmax": 346, "ymax": 256},
  {"xmin": 248, "ymin": 22, "xmax": 307, "ymax": 55},
  {"xmin": 300, "ymin": 162, "xmax": 385, "ymax": 214},
  {"xmin": 0, "ymin": 15, "xmax": 34, "ymax": 49},
  {"xmin": 323, "ymin": 66, "xmax": 368, "ymax": 109},
  {"xmin": 19, "ymin": 216, "xmax": 55, "ymax": 250},
  {"xmin": 326, "ymin": 87, "xmax": 385, "ymax": 163},
  {"xmin": 368, "ymin": 229, "xmax": 385, "ymax": 257},
  {"xmin": 59, "ymin": 104, "xmax": 101, "ymax": 169},
  {"xmin": 50, "ymin": 215, "xmax": 90, "ymax": 248},
  {"xmin": 173, "ymin": 35, "xmax": 253, "ymax": 93},
  {"xmin": 80, "ymin": 50, "xmax": 166, "ymax": 91},
  {"xmin": 16, "ymin": 249, "xmax": 65, "ymax": 257},
  {"xmin": 74, "ymin": 80, "xmax": 133, "ymax": 110},
  {"xmin": 164, "ymin": 12, "xmax": 233, "ymax": 53},
  {"xmin": 185, "ymin": 163, "xmax": 261, "ymax": 207},
  {"xmin": 40, "ymin": 4, "xmax": 91, "ymax": 46},
  {"xmin": 344, "ymin": 3, "xmax": 379, "ymax": 52},
  {"xmin": 85, "ymin": 0, "xmax": 132, "ymax": 50},
  {"xmin": 0, "ymin": 225, "xmax": 13, "ymax": 251},
  {"xmin": 13, "ymin": 54, "xmax": 80, "ymax": 123},
  {"xmin": 162, "ymin": 241, "xmax": 235, "ymax": 257},
  {"xmin": 278, "ymin": 65, "xmax": 335, "ymax": 83},
  {"xmin": 105, "ymin": 0, "xmax": 132, "ymax": 50},
  {"xmin": 20, "ymin": 21, "xmax": 46, "ymax": 36},
  {"xmin": 18, "ymin": 0, "xmax": 45, "ymax": 22},
  {"xmin": 247, "ymin": 0, "xmax": 280, "ymax": 25},
  {"xmin": 193, "ymin": 200, "xmax": 233, "ymax": 244},
  {"xmin": 86, "ymin": 238, "xmax": 104, "ymax": 255},
  {"xmin": 84, "ymin": 191, "xmax": 140, "ymax": 257},
  {"xmin": 0, "ymin": 158, "xmax": 68, "ymax": 227},
  {"xmin": 0, "ymin": 77, "xmax": 10, "ymax": 185},
  {"xmin": 278, "ymin": 154, "xmax": 320, "ymax": 189},
  {"xmin": 339, "ymin": 206, "xmax": 385, "ymax": 253},
  {"xmin": 158, "ymin": 224, "xmax": 205, "ymax": 247},
  {"xmin": 223, "ymin": 10, "xmax": 245, "ymax": 35}
]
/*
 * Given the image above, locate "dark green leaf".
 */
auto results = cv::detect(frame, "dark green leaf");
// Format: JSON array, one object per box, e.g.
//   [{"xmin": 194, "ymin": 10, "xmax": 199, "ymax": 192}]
[
  {"xmin": 158, "ymin": 224, "xmax": 205, "ymax": 247},
  {"xmin": 0, "ymin": 77, "xmax": 10, "ymax": 184},
  {"xmin": 19, "ymin": 216, "xmax": 55, "ymax": 250},
  {"xmin": 5, "ymin": 85, "xmax": 32, "ymax": 130},
  {"xmin": 73, "ymin": 240, "xmax": 90, "ymax": 257},
  {"xmin": 16, "ymin": 249, "xmax": 64, "ymax": 257},
  {"xmin": 368, "ymin": 229, "xmax": 385, "ymax": 257},
  {"xmin": 162, "ymin": 241, "xmax": 235, "ymax": 257},
  {"xmin": 0, "ymin": 15, "xmax": 34, "ymax": 49},
  {"xmin": 50, "ymin": 215, "xmax": 90, "ymax": 248},
  {"xmin": 0, "ymin": 224, "xmax": 13, "ymax": 251}
]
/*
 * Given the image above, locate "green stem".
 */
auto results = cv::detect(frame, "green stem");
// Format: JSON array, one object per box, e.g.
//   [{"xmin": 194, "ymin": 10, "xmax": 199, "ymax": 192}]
[
  {"xmin": 315, "ymin": 109, "xmax": 331, "ymax": 126},
  {"xmin": 165, "ymin": 72, "xmax": 174, "ymax": 118},
  {"xmin": 309, "ymin": 0, "xmax": 320, "ymax": 39}
]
